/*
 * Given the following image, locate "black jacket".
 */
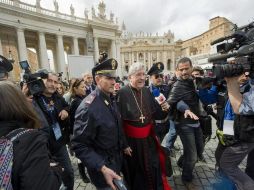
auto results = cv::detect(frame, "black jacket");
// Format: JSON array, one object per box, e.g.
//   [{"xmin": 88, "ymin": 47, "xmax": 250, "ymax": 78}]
[
  {"xmin": 168, "ymin": 78, "xmax": 200, "ymax": 124},
  {"xmin": 70, "ymin": 95, "xmax": 85, "ymax": 133},
  {"xmin": 0, "ymin": 121, "xmax": 61, "ymax": 190},
  {"xmin": 72, "ymin": 88, "xmax": 125, "ymax": 188},
  {"xmin": 33, "ymin": 93, "xmax": 70, "ymax": 153}
]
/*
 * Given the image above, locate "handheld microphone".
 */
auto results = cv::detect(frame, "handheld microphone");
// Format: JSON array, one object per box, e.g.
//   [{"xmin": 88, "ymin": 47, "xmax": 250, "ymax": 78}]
[{"xmin": 152, "ymin": 88, "xmax": 166, "ymax": 104}]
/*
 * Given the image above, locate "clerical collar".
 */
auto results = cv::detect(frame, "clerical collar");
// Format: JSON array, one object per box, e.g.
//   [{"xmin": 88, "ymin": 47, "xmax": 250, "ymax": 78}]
[{"xmin": 129, "ymin": 84, "xmax": 143, "ymax": 92}]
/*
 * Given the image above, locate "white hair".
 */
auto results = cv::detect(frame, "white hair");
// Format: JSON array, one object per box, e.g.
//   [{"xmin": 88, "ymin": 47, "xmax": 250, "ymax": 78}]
[
  {"xmin": 128, "ymin": 62, "xmax": 145, "ymax": 76},
  {"xmin": 82, "ymin": 72, "xmax": 92, "ymax": 78}
]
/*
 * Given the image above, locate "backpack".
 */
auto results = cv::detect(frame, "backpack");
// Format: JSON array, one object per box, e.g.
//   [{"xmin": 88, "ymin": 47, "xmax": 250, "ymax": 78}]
[{"xmin": 0, "ymin": 128, "xmax": 32, "ymax": 190}]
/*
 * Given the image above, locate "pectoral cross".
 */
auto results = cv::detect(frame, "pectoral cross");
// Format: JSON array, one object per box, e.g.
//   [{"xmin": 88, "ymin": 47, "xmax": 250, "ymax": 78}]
[{"xmin": 140, "ymin": 114, "xmax": 145, "ymax": 123}]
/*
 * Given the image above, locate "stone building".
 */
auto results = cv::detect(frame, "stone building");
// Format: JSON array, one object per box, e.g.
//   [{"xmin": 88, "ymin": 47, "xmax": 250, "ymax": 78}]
[
  {"xmin": 120, "ymin": 27, "xmax": 182, "ymax": 75},
  {"xmin": 120, "ymin": 16, "xmax": 235, "ymax": 72},
  {"xmin": 0, "ymin": 0, "xmax": 122, "ymax": 81},
  {"xmin": 181, "ymin": 16, "xmax": 235, "ymax": 67}
]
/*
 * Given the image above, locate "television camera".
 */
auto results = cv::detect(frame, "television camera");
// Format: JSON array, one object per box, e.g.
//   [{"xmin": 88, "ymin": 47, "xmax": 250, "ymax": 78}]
[
  {"xmin": 208, "ymin": 21, "xmax": 254, "ymax": 79},
  {"xmin": 19, "ymin": 60, "xmax": 48, "ymax": 95}
]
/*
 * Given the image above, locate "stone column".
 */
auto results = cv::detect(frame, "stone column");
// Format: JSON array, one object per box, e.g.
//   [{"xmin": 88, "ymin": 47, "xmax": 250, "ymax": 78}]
[
  {"xmin": 56, "ymin": 34, "xmax": 66, "ymax": 75},
  {"xmin": 72, "ymin": 37, "xmax": 79, "ymax": 55},
  {"xmin": 131, "ymin": 52, "xmax": 134, "ymax": 63},
  {"xmin": 128, "ymin": 52, "xmax": 131, "ymax": 64},
  {"xmin": 143, "ymin": 52, "xmax": 147, "ymax": 69},
  {"xmin": 115, "ymin": 40, "xmax": 122, "ymax": 77},
  {"xmin": 157, "ymin": 51, "xmax": 160, "ymax": 62},
  {"xmin": 38, "ymin": 32, "xmax": 49, "ymax": 70},
  {"xmin": 172, "ymin": 51, "xmax": 176, "ymax": 71},
  {"xmin": 147, "ymin": 52, "xmax": 151, "ymax": 68},
  {"xmin": 16, "ymin": 28, "xmax": 28, "ymax": 61},
  {"xmin": 163, "ymin": 51, "xmax": 167, "ymax": 70},
  {"xmin": 121, "ymin": 53, "xmax": 125, "ymax": 75},
  {"xmin": 111, "ymin": 40, "xmax": 116, "ymax": 58},
  {"xmin": 0, "ymin": 37, "xmax": 3, "ymax": 55},
  {"xmin": 94, "ymin": 37, "xmax": 99, "ymax": 62}
]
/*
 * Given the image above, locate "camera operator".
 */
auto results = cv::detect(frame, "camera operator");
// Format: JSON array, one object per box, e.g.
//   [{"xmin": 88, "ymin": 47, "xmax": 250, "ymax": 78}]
[
  {"xmin": 216, "ymin": 72, "xmax": 254, "ymax": 190},
  {"xmin": 23, "ymin": 71, "xmax": 74, "ymax": 190}
]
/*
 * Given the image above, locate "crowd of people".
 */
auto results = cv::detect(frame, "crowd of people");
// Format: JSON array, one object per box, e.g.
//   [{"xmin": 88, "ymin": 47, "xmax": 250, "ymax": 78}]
[{"xmin": 0, "ymin": 52, "xmax": 254, "ymax": 190}]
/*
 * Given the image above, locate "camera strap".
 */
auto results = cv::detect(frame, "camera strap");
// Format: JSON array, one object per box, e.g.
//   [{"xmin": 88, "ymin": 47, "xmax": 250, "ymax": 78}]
[
  {"xmin": 41, "ymin": 97, "xmax": 56, "ymax": 122},
  {"xmin": 41, "ymin": 97, "xmax": 62, "ymax": 140}
]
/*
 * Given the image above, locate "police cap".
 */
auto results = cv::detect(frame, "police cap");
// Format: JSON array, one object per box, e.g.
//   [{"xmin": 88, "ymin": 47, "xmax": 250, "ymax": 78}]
[
  {"xmin": 147, "ymin": 62, "xmax": 164, "ymax": 76},
  {"xmin": 92, "ymin": 58, "xmax": 118, "ymax": 78}
]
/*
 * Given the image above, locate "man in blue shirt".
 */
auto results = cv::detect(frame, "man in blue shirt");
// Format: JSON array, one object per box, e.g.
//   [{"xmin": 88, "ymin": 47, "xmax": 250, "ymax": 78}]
[{"xmin": 218, "ymin": 72, "xmax": 254, "ymax": 190}]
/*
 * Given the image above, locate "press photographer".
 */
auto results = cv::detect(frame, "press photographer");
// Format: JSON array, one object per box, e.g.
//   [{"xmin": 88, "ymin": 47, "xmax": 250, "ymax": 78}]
[
  {"xmin": 208, "ymin": 21, "xmax": 254, "ymax": 189},
  {"xmin": 20, "ymin": 63, "xmax": 74, "ymax": 190},
  {"xmin": 19, "ymin": 60, "xmax": 48, "ymax": 95}
]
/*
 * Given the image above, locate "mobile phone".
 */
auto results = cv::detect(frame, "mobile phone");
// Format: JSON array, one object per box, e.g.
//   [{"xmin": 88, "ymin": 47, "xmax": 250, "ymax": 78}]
[{"xmin": 113, "ymin": 179, "xmax": 127, "ymax": 190}]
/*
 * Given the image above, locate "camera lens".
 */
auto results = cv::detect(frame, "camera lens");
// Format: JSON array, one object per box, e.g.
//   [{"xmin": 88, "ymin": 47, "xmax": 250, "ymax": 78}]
[{"xmin": 213, "ymin": 64, "xmax": 245, "ymax": 79}]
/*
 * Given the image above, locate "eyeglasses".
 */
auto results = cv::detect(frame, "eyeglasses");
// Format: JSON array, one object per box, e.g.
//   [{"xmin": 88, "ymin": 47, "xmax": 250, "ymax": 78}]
[{"xmin": 154, "ymin": 74, "xmax": 164, "ymax": 79}]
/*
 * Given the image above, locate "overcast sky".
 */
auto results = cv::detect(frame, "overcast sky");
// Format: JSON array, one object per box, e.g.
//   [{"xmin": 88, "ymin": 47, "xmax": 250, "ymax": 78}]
[{"xmin": 22, "ymin": 0, "xmax": 254, "ymax": 40}]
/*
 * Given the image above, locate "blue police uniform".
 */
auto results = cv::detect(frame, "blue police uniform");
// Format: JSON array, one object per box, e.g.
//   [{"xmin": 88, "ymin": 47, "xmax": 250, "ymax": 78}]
[
  {"xmin": 147, "ymin": 62, "xmax": 170, "ymax": 141},
  {"xmin": 149, "ymin": 84, "xmax": 170, "ymax": 141},
  {"xmin": 71, "ymin": 57, "xmax": 126, "ymax": 189}
]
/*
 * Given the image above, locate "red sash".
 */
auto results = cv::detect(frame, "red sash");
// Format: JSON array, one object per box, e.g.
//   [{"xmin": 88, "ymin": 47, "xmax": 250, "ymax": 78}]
[{"xmin": 124, "ymin": 122, "xmax": 172, "ymax": 190}]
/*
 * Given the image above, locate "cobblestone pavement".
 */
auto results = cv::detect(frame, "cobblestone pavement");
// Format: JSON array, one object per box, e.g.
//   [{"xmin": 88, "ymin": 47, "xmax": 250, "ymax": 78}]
[{"xmin": 72, "ymin": 123, "xmax": 247, "ymax": 190}]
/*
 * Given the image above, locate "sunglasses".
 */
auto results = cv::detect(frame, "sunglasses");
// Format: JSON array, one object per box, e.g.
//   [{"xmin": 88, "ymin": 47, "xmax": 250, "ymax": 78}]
[{"xmin": 154, "ymin": 74, "xmax": 164, "ymax": 79}]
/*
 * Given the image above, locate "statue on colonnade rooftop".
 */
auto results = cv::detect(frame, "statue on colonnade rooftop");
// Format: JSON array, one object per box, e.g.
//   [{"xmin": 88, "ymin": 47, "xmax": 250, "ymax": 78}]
[
  {"xmin": 110, "ymin": 11, "xmax": 114, "ymax": 22},
  {"xmin": 98, "ymin": 0, "xmax": 106, "ymax": 19},
  {"xmin": 70, "ymin": 4, "xmax": 75, "ymax": 16},
  {"xmin": 91, "ymin": 6, "xmax": 96, "ymax": 18},
  {"xmin": 53, "ymin": 0, "xmax": 59, "ymax": 12},
  {"xmin": 36, "ymin": 0, "xmax": 41, "ymax": 8},
  {"xmin": 84, "ymin": 8, "xmax": 89, "ymax": 19}
]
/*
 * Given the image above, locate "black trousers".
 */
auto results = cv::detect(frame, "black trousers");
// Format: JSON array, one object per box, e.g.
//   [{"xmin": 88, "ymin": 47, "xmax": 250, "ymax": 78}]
[
  {"xmin": 246, "ymin": 148, "xmax": 254, "ymax": 180},
  {"xmin": 53, "ymin": 145, "xmax": 74, "ymax": 190}
]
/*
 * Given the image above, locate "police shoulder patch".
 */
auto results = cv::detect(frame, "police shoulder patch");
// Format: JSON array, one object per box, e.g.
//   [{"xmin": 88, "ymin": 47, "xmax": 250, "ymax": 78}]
[{"xmin": 85, "ymin": 94, "xmax": 96, "ymax": 105}]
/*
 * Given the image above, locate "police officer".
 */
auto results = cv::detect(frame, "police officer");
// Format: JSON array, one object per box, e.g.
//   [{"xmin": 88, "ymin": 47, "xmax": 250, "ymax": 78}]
[
  {"xmin": 0, "ymin": 55, "xmax": 13, "ymax": 81},
  {"xmin": 147, "ymin": 62, "xmax": 170, "ymax": 141},
  {"xmin": 72, "ymin": 58, "xmax": 125, "ymax": 190}
]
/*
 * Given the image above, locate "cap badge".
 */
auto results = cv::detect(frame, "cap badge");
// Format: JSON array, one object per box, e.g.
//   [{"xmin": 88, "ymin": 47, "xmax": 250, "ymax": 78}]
[{"xmin": 112, "ymin": 59, "xmax": 116, "ymax": 70}]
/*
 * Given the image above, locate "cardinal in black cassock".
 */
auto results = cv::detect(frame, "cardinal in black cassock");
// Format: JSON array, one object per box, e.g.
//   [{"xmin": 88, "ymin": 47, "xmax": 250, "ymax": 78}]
[{"xmin": 117, "ymin": 63, "xmax": 172, "ymax": 190}]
